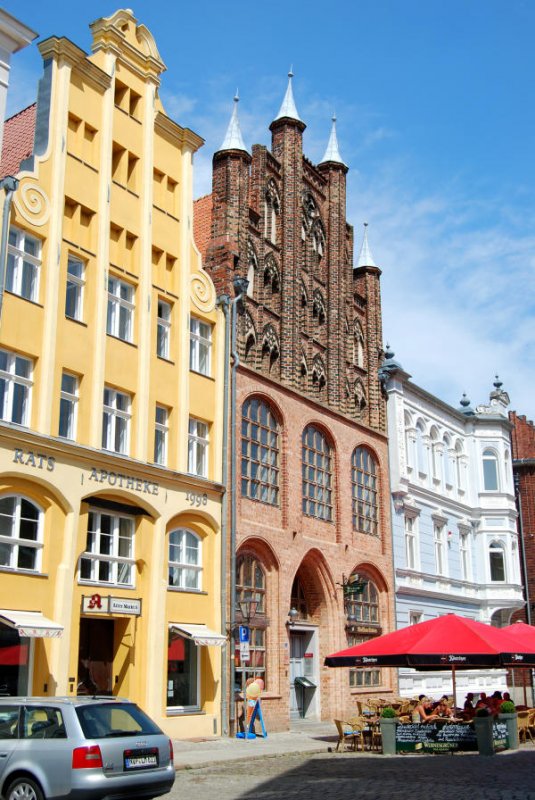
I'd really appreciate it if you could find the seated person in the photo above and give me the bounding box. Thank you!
[488,691,503,716]
[434,697,454,719]
[414,697,440,723]
[463,692,475,719]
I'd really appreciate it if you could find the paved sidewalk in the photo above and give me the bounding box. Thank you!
[171,720,535,771]
[172,721,339,770]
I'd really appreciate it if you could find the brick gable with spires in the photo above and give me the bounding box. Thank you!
[194,100,386,434]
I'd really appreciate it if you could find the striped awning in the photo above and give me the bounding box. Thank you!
[0,609,64,638]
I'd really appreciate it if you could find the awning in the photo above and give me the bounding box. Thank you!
[0,610,64,638]
[169,623,227,647]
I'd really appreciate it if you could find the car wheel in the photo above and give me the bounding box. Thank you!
[6,777,44,800]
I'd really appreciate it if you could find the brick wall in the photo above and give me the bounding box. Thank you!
[510,411,535,626]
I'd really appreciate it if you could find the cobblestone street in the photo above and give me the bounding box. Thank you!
[170,750,535,800]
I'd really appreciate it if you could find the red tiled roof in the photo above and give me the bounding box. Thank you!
[1,104,36,179]
[193,193,213,263]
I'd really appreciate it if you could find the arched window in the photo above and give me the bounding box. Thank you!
[168,528,202,590]
[351,447,378,535]
[416,420,427,477]
[241,398,280,505]
[443,434,452,487]
[246,240,258,298]
[482,448,499,491]
[236,554,267,685]
[302,426,332,521]
[290,576,309,620]
[346,579,381,688]
[353,321,365,368]
[264,180,280,244]
[0,495,42,572]
[489,542,506,582]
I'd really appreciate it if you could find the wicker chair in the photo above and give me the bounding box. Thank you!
[517,710,534,744]
[334,719,363,752]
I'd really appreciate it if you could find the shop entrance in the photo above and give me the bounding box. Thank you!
[289,628,317,719]
[77,618,114,695]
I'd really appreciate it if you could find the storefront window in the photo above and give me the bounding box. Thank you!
[0,623,30,696]
[166,633,199,710]
[346,579,381,688]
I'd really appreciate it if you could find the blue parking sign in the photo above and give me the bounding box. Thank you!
[239,625,250,643]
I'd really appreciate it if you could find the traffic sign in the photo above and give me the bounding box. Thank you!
[239,641,250,662]
[239,625,250,643]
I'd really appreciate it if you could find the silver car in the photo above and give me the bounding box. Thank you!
[0,696,175,800]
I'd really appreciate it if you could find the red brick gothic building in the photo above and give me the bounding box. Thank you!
[194,76,395,731]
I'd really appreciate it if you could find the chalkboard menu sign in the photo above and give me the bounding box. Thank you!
[395,721,508,753]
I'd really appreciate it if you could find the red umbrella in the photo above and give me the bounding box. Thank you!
[501,621,535,666]
[324,614,535,707]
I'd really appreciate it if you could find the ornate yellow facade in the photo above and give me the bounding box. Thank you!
[0,9,226,738]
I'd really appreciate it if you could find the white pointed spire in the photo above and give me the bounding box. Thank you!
[320,114,346,166]
[220,92,248,153]
[356,223,377,268]
[274,68,302,123]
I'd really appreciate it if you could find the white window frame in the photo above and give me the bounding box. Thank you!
[79,509,135,587]
[168,528,202,590]
[434,523,446,576]
[489,541,506,583]
[409,610,423,626]
[405,514,418,570]
[107,276,134,342]
[0,495,43,573]
[154,404,168,466]
[482,448,499,492]
[7,226,41,302]
[58,372,78,439]
[188,418,208,477]
[460,531,471,581]
[65,255,85,321]
[156,299,171,359]
[189,317,212,376]
[0,349,33,426]
[102,387,131,454]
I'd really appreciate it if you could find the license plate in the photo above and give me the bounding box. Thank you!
[124,749,159,770]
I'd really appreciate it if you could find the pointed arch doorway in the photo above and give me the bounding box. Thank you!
[288,575,319,720]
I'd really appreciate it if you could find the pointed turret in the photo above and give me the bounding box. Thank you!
[356,223,377,268]
[219,92,248,153]
[273,69,302,123]
[319,114,346,167]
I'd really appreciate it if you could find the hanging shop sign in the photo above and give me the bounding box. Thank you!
[81,594,142,616]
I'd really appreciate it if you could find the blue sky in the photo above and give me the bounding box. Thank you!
[6,0,535,418]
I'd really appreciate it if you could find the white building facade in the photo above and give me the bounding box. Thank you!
[381,349,523,699]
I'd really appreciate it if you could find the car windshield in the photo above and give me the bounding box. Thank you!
[75,703,162,739]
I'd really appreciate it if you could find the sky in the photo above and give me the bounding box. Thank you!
[5,0,535,419]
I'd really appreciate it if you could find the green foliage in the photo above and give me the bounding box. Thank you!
[381,706,397,718]
[499,700,516,713]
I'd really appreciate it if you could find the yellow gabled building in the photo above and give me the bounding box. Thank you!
[0,9,227,738]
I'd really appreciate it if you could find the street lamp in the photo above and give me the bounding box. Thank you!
[238,598,258,624]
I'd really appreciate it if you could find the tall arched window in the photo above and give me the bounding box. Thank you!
[346,578,381,688]
[482,449,499,491]
[241,398,280,505]
[416,420,427,477]
[302,425,332,521]
[0,495,42,571]
[236,554,267,685]
[168,528,202,590]
[351,447,378,535]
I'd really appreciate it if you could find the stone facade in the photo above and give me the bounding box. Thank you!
[383,356,523,700]
[194,86,395,732]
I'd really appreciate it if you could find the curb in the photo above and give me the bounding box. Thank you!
[174,745,331,772]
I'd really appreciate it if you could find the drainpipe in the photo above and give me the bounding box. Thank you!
[217,275,248,737]
[0,176,19,323]
[216,293,231,736]
[228,274,248,735]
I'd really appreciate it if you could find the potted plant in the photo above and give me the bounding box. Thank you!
[498,700,518,750]
[379,706,398,755]
[473,707,495,756]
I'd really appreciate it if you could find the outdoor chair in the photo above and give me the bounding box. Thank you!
[517,710,534,744]
[334,719,360,752]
